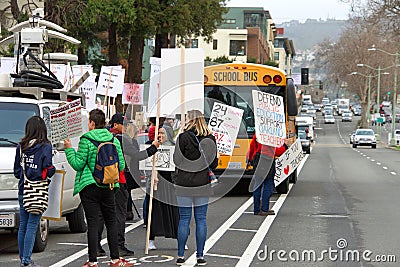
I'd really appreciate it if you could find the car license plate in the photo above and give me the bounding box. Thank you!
[228,162,242,169]
[0,213,15,227]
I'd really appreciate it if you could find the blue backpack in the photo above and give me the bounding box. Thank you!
[84,137,120,190]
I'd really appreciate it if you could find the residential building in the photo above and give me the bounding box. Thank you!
[274,28,296,76]
[188,7,276,64]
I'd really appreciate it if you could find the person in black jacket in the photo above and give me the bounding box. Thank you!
[173,110,218,266]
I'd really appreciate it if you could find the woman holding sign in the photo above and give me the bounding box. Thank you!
[173,110,218,266]
[247,134,288,216]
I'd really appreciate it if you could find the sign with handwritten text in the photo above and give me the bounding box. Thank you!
[252,90,286,147]
[122,83,144,105]
[208,102,243,155]
[139,145,175,171]
[96,66,125,97]
[274,138,304,186]
[50,99,83,144]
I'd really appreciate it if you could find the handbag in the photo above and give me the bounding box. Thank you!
[190,132,219,187]
[20,148,49,214]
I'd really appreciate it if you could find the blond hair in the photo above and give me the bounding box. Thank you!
[183,109,212,136]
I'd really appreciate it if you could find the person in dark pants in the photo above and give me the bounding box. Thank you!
[64,109,133,267]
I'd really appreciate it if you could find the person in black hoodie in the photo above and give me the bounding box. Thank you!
[173,110,218,266]
[14,116,55,267]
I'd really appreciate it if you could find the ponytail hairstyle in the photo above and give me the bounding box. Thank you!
[20,116,50,151]
[183,109,212,137]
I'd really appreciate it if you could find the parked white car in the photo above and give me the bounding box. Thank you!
[0,87,87,252]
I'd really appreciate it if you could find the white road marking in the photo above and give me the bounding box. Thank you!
[235,185,293,267]
[56,243,87,246]
[377,162,382,165]
[205,253,241,259]
[49,220,143,267]
[383,166,388,170]
[183,198,254,266]
[371,159,375,162]
[228,228,258,233]
[391,172,397,175]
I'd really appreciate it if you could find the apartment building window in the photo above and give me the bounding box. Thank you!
[230,40,246,56]
[274,52,279,61]
[213,40,218,50]
[244,13,261,27]
[185,39,198,48]
[224,19,236,24]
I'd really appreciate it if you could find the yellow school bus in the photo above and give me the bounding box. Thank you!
[204,63,298,193]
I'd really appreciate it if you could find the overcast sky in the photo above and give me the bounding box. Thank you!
[226,0,353,23]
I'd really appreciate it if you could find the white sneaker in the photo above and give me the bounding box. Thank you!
[184,244,188,250]
[148,240,157,250]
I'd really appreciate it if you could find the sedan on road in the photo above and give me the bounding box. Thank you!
[324,114,335,124]
[352,128,376,148]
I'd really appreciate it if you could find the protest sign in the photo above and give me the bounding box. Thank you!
[274,138,304,186]
[158,48,204,116]
[208,102,243,155]
[50,99,83,144]
[50,64,70,87]
[123,83,144,105]
[42,170,65,221]
[0,57,17,74]
[252,90,286,147]
[139,145,175,171]
[96,66,125,97]
[147,57,161,117]
[81,81,97,111]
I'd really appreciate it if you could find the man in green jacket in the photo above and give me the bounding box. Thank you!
[64,109,133,267]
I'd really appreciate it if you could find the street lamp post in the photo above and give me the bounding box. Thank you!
[368,47,399,146]
[350,71,389,127]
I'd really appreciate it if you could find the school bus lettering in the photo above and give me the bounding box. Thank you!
[213,71,241,82]
[244,71,258,81]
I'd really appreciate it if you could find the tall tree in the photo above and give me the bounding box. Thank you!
[83,0,137,65]
[153,0,227,57]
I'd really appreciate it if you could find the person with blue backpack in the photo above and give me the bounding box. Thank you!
[63,109,133,267]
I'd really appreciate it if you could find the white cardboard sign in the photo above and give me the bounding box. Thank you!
[139,145,175,171]
[42,170,65,221]
[147,57,161,117]
[252,90,286,147]
[274,138,304,186]
[208,102,243,155]
[0,57,17,74]
[50,99,83,144]
[96,66,125,97]
[159,48,204,116]
[81,81,97,111]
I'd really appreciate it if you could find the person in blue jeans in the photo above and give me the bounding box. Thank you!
[173,110,218,266]
[247,134,288,215]
[14,116,55,267]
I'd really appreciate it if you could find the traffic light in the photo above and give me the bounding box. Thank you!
[319,80,323,90]
[301,68,309,85]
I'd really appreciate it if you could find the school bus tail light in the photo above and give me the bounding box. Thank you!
[273,75,283,84]
[263,75,272,84]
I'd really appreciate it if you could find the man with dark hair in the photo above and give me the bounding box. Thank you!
[64,109,133,267]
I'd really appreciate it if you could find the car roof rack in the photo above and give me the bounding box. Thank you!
[0,87,83,102]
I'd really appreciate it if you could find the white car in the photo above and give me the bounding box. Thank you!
[352,129,376,148]
[324,114,335,124]
[0,87,87,252]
